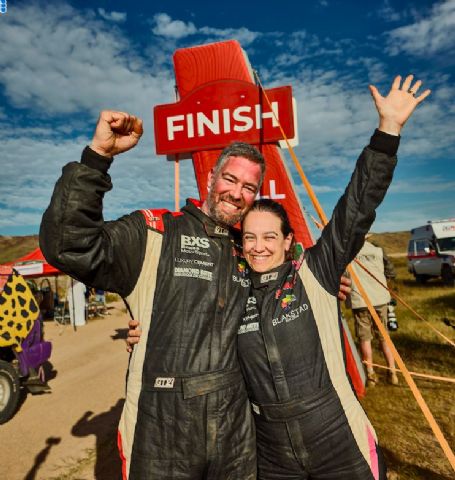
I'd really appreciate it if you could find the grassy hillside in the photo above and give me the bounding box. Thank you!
[343,255,454,479]
[0,235,39,263]
[367,230,411,256]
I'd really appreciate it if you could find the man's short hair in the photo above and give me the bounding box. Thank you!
[214,142,266,187]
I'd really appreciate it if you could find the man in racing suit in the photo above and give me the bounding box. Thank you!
[39,112,265,479]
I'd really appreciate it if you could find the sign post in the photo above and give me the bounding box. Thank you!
[154,40,314,247]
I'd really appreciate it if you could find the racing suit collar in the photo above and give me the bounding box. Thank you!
[249,261,293,289]
[183,198,238,239]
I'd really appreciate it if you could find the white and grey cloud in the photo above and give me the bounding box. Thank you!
[152,13,197,39]
[98,8,127,23]
[0,3,174,115]
[386,0,455,56]
[151,12,260,45]
[0,2,453,235]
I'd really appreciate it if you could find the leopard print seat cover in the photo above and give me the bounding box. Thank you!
[0,270,40,352]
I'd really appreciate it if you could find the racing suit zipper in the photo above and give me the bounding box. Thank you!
[259,280,310,470]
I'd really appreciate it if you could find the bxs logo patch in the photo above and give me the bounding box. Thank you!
[181,235,210,249]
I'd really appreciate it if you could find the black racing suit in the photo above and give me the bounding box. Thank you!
[237,130,399,479]
[40,147,256,479]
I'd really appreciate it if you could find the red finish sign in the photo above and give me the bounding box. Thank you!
[154,80,294,155]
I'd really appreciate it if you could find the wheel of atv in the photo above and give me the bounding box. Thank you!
[441,265,454,287]
[0,360,21,424]
[415,274,428,284]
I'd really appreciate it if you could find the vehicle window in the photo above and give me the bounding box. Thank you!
[407,240,416,255]
[437,236,455,252]
[416,240,428,255]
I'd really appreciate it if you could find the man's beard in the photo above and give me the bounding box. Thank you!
[207,190,245,227]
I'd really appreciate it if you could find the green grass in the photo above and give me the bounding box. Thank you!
[344,256,455,479]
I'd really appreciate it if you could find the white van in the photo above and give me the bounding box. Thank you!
[407,219,455,286]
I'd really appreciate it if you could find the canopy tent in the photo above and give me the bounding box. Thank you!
[0,248,64,319]
[0,247,61,278]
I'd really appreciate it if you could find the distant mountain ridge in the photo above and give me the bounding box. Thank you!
[0,235,39,264]
[0,231,411,265]
[366,231,411,256]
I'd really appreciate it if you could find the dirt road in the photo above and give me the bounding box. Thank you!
[0,303,130,480]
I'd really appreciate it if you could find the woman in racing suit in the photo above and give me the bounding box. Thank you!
[236,74,430,479]
[126,75,429,478]
[238,190,387,479]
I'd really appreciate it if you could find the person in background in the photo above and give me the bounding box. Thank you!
[94,288,105,305]
[349,235,399,386]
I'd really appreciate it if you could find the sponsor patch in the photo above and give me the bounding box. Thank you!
[232,274,250,288]
[174,257,214,268]
[272,304,309,326]
[237,259,248,278]
[174,267,213,281]
[260,272,278,283]
[215,226,229,236]
[238,322,259,334]
[281,294,296,311]
[154,377,175,388]
[246,296,257,306]
[181,234,210,249]
[180,235,211,257]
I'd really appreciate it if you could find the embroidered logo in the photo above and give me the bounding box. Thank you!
[237,259,248,277]
[181,235,210,249]
[281,294,296,311]
[214,225,229,236]
[246,296,257,306]
[260,272,278,283]
[154,377,175,388]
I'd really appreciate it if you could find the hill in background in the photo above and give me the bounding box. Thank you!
[0,230,411,265]
[363,231,410,256]
[0,235,39,264]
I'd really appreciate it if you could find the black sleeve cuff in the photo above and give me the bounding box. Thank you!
[81,146,113,174]
[369,129,400,156]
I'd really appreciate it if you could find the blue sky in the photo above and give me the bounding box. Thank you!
[0,0,454,236]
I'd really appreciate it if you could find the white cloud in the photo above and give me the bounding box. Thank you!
[376,0,403,22]
[373,197,453,233]
[389,176,455,194]
[298,183,341,194]
[386,0,455,56]
[0,3,198,233]
[152,13,197,39]
[151,13,260,45]
[0,133,198,232]
[264,63,454,181]
[97,8,127,23]
[0,2,453,235]
[198,26,260,46]
[0,3,174,115]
